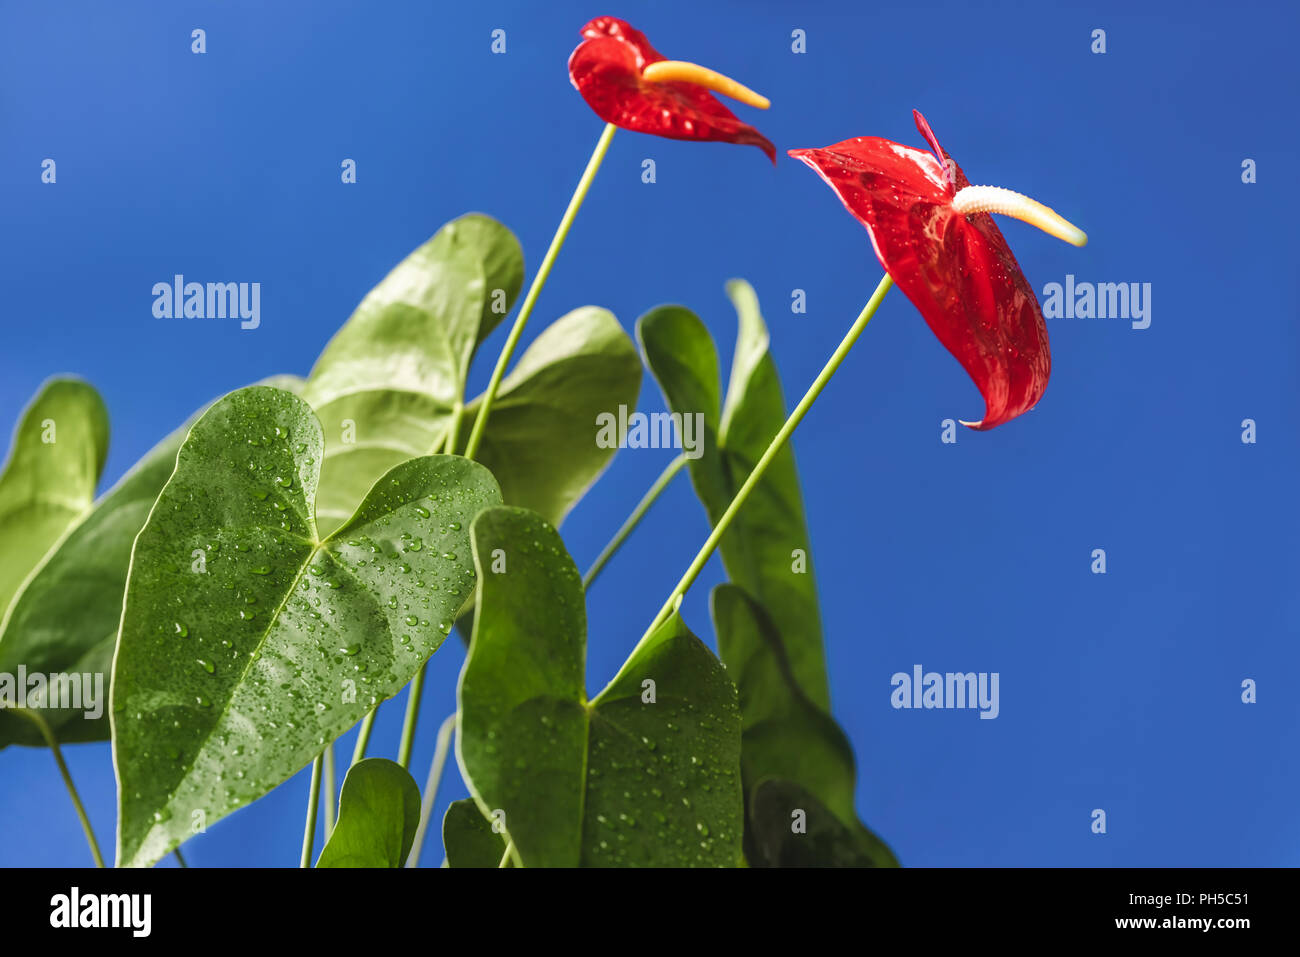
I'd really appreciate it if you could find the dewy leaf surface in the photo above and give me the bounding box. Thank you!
[457,506,743,867]
[713,584,897,866]
[638,281,829,710]
[316,758,421,868]
[302,214,638,534]
[112,385,500,867]
[0,377,301,749]
[442,797,506,868]
[0,378,109,620]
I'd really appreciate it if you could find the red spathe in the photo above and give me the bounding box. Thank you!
[569,17,776,162]
[791,111,1050,430]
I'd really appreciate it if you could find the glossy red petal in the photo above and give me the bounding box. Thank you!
[568,17,776,162]
[790,121,1049,429]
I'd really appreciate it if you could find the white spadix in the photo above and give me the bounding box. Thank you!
[952,185,1087,247]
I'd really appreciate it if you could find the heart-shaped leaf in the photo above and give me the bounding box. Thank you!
[112,385,501,867]
[0,377,301,750]
[0,378,109,620]
[457,506,743,867]
[442,797,506,868]
[638,281,829,710]
[302,214,639,535]
[316,758,421,868]
[713,584,897,866]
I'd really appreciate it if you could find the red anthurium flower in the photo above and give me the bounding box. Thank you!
[790,111,1086,429]
[568,16,776,162]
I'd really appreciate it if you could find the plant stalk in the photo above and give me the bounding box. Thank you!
[407,712,457,867]
[634,274,895,652]
[463,122,618,460]
[13,708,104,867]
[498,839,516,868]
[300,752,324,867]
[583,453,687,590]
[394,123,619,861]
[396,666,427,769]
[322,743,337,837]
[351,708,378,766]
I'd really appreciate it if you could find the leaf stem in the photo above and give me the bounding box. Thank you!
[322,743,337,837]
[174,848,188,868]
[634,274,895,650]
[351,709,377,766]
[463,122,618,460]
[583,453,687,591]
[12,708,104,867]
[445,401,464,455]
[300,752,324,868]
[396,666,427,769]
[498,838,515,868]
[407,711,456,867]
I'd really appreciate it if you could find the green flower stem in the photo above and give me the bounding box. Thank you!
[583,453,687,591]
[13,708,103,867]
[634,273,895,652]
[398,122,618,863]
[407,711,457,867]
[351,708,378,766]
[174,849,188,868]
[322,743,337,836]
[463,122,618,460]
[299,752,324,867]
[396,666,427,769]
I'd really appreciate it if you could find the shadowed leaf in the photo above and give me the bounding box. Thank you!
[316,758,421,868]
[749,778,890,867]
[442,797,505,868]
[713,584,897,867]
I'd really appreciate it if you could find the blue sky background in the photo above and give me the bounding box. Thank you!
[2,0,1296,867]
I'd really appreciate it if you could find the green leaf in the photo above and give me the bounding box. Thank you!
[112,385,501,867]
[442,798,506,868]
[712,584,897,867]
[316,758,421,868]
[453,307,641,526]
[0,376,302,750]
[638,281,828,709]
[0,424,178,749]
[749,778,891,867]
[302,214,639,535]
[457,506,743,867]
[0,378,109,620]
